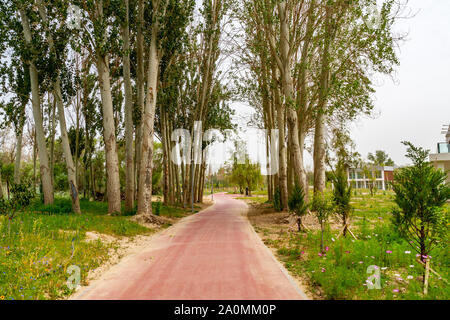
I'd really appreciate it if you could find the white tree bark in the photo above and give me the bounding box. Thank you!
[314,3,332,195]
[36,0,81,214]
[122,0,134,212]
[14,126,23,184]
[278,2,308,199]
[137,26,160,219]
[96,55,122,214]
[19,8,54,204]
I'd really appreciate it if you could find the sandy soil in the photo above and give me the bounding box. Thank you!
[238,197,327,300]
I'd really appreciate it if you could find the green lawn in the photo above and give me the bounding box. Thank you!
[255,189,450,300]
[0,197,193,300]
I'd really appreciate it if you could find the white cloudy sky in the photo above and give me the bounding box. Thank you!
[229,0,450,170]
[349,0,450,166]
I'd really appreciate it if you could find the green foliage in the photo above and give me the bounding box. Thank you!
[10,182,35,208]
[30,198,73,215]
[312,192,334,227]
[288,184,308,231]
[391,142,450,262]
[0,197,152,300]
[269,190,450,300]
[368,150,395,167]
[230,156,262,196]
[332,165,352,235]
[154,201,162,216]
[276,226,449,300]
[273,187,283,212]
[0,181,36,219]
[312,192,334,253]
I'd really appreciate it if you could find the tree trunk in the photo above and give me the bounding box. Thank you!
[55,80,82,214]
[96,55,122,214]
[32,127,37,189]
[272,68,288,210]
[162,110,169,205]
[49,94,56,186]
[278,2,308,201]
[137,26,160,220]
[313,3,331,195]
[135,0,145,202]
[19,8,54,204]
[36,0,81,213]
[0,170,3,199]
[14,124,24,184]
[122,0,135,212]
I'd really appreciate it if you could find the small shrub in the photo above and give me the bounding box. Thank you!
[288,184,308,232]
[154,201,162,216]
[331,165,352,237]
[391,142,450,270]
[273,187,283,212]
[312,192,334,253]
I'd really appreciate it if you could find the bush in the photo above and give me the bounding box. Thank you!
[11,182,35,207]
[331,165,352,237]
[288,184,308,231]
[31,198,73,215]
[0,181,36,218]
[273,187,283,212]
[154,201,162,216]
[391,142,450,268]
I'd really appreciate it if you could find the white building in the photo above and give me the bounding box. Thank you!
[430,125,450,184]
[347,166,394,191]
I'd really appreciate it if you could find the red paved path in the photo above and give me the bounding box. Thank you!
[72,193,307,300]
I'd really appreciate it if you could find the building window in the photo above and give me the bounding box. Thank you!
[375,170,382,179]
[357,171,364,179]
[349,170,356,179]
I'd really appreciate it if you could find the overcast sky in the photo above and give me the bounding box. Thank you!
[348,0,450,166]
[230,0,450,170]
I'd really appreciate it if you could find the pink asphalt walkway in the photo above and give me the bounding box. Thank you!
[72,193,307,300]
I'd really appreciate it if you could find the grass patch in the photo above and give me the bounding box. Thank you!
[259,190,450,300]
[0,197,157,300]
[235,196,269,204]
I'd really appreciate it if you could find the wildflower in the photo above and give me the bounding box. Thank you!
[416,254,421,258]
[409,265,414,268]
[318,253,322,257]
[394,273,401,277]
[404,251,411,254]
[301,251,305,255]
[321,268,326,273]
[393,289,399,293]
[374,266,379,269]
[325,246,329,252]
[381,267,387,270]
[359,261,363,264]
[406,276,413,280]
[386,250,392,254]
[345,250,350,254]
[331,238,335,242]
[0,296,4,300]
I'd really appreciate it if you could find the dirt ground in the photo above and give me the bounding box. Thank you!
[240,197,339,300]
